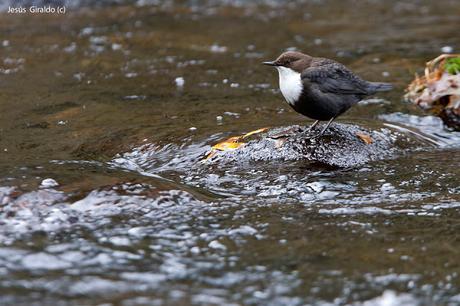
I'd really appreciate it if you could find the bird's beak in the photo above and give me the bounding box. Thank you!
[262,61,277,66]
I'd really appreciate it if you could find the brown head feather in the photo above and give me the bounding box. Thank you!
[274,51,313,73]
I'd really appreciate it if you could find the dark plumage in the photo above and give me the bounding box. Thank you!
[263,51,392,137]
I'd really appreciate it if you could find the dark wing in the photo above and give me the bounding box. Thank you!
[301,62,370,95]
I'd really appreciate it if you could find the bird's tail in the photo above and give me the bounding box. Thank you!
[367,82,393,93]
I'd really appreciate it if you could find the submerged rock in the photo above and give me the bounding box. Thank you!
[204,123,402,168]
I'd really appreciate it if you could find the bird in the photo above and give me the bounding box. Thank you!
[263,51,392,138]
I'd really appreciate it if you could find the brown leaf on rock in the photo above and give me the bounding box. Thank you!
[356,132,373,144]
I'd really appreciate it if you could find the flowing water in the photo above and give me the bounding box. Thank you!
[0,0,460,305]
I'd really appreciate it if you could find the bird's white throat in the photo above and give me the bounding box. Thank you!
[276,66,302,105]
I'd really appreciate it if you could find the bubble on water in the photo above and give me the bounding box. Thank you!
[210,44,227,53]
[360,290,417,306]
[112,43,122,51]
[164,56,175,64]
[108,236,131,246]
[190,246,200,254]
[89,36,107,44]
[123,95,146,100]
[3,58,24,65]
[63,42,76,53]
[223,111,240,118]
[208,240,227,250]
[121,272,167,284]
[175,77,185,87]
[177,59,205,68]
[319,207,394,215]
[366,273,418,286]
[58,250,86,263]
[73,72,85,81]
[0,57,24,75]
[380,183,395,192]
[245,52,264,59]
[136,0,162,7]
[358,98,390,105]
[192,294,229,305]
[400,255,411,261]
[40,178,59,188]
[441,45,453,53]
[79,27,94,36]
[313,38,323,45]
[69,276,127,296]
[228,225,257,236]
[160,256,188,279]
[90,44,105,53]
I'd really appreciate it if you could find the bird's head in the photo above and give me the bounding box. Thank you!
[263,51,312,73]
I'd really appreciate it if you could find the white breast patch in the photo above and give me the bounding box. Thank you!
[276,66,302,106]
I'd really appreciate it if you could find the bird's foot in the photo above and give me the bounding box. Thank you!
[301,126,328,139]
[302,118,335,140]
[268,126,303,139]
[300,127,319,138]
[301,127,314,134]
[303,132,323,140]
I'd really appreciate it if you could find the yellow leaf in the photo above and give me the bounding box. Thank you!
[242,127,269,139]
[203,127,269,161]
[356,132,373,144]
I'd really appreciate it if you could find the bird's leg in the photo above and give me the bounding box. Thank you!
[304,120,320,133]
[306,117,336,139]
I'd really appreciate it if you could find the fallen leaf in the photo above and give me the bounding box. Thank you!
[203,127,269,161]
[356,132,373,144]
[212,137,246,151]
[241,127,269,139]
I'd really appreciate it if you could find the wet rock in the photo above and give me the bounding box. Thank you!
[205,123,400,168]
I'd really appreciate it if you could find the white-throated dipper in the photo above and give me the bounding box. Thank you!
[263,51,392,137]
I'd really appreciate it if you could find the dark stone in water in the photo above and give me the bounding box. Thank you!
[206,123,400,168]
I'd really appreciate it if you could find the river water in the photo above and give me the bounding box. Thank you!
[0,0,459,305]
